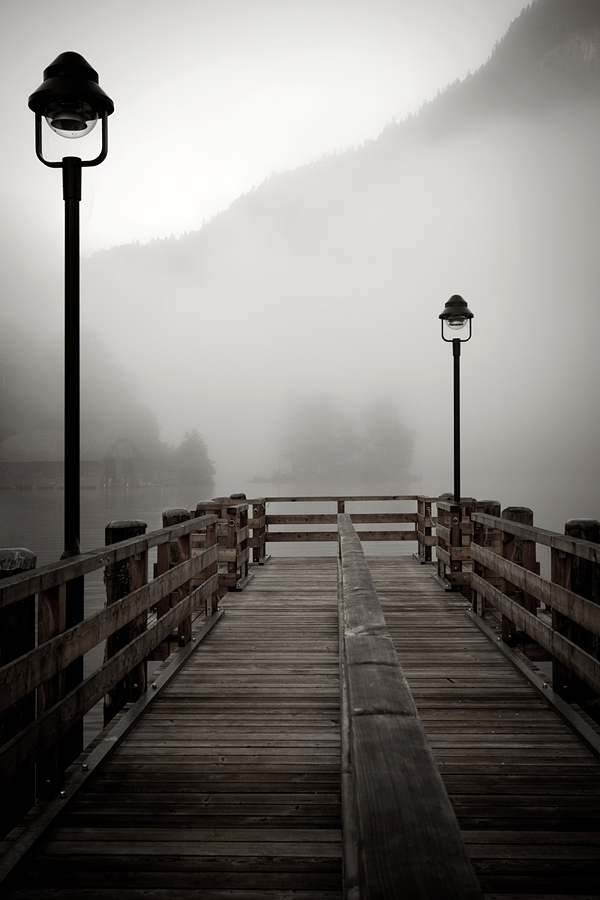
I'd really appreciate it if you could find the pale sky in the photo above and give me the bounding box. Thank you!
[1,0,531,253]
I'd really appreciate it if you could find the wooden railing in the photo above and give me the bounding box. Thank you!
[0,512,219,838]
[246,494,439,557]
[470,512,600,702]
[435,499,501,595]
[3,489,600,856]
[337,514,482,899]
[194,499,252,592]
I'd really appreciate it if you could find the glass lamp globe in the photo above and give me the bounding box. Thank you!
[45,100,98,139]
[446,316,468,330]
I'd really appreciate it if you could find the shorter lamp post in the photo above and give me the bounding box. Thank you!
[439,295,474,506]
[28,52,114,558]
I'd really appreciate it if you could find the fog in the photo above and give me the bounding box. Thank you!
[2,0,600,535]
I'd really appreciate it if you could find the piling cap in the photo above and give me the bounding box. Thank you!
[0,548,36,574]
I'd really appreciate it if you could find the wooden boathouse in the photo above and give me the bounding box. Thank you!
[1,494,600,898]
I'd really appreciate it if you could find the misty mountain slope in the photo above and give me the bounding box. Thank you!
[83,0,600,523]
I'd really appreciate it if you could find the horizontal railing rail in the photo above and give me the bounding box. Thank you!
[0,515,218,610]
[470,511,600,700]
[472,512,600,563]
[245,495,440,557]
[337,513,482,899]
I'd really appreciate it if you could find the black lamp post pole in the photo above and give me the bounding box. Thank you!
[29,53,114,774]
[453,337,461,505]
[29,54,113,556]
[439,294,474,509]
[63,157,82,557]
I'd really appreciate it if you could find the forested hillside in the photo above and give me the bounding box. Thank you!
[5,0,598,510]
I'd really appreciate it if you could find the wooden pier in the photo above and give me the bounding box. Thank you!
[1,495,600,897]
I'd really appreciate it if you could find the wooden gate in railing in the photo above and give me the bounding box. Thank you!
[0,513,219,838]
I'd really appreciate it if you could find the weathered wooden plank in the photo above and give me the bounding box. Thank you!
[471,572,600,692]
[6,550,600,899]
[0,545,219,713]
[369,554,600,900]
[268,532,339,542]
[1,557,342,897]
[338,517,482,899]
[472,542,600,634]
[266,513,417,525]
[257,494,420,503]
[0,515,219,609]
[355,530,417,542]
[0,574,219,784]
[472,512,600,564]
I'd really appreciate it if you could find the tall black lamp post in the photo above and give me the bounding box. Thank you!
[29,52,114,558]
[439,294,474,506]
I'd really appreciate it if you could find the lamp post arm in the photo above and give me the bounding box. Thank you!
[34,112,109,169]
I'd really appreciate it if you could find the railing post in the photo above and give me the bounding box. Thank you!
[435,494,473,593]
[251,499,267,564]
[36,581,67,799]
[471,502,501,615]
[501,507,536,644]
[196,499,250,597]
[157,509,192,647]
[416,496,434,563]
[0,549,36,836]
[435,497,449,585]
[204,517,219,615]
[103,520,148,725]
[552,518,600,699]
[224,503,249,593]
[449,501,463,591]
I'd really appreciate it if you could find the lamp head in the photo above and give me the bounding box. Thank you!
[29,52,114,139]
[439,294,474,342]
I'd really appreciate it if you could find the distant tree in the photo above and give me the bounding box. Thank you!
[277,394,413,484]
[356,399,415,481]
[172,429,215,485]
[278,394,359,479]
[0,322,166,460]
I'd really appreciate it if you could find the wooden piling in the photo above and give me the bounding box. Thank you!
[0,548,36,837]
[36,581,67,799]
[416,496,434,563]
[501,507,537,643]
[103,520,148,725]
[471,501,501,615]
[157,508,192,647]
[251,499,267,564]
[552,518,600,699]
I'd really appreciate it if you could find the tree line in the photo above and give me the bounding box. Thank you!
[0,322,215,486]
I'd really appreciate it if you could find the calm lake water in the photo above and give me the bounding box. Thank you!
[0,481,418,568]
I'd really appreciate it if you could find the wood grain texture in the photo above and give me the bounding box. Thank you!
[4,553,600,899]
[3,558,343,898]
[370,555,600,899]
[338,517,482,899]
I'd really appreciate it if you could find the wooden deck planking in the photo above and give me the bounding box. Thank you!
[369,556,600,899]
[5,554,600,898]
[5,557,343,899]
